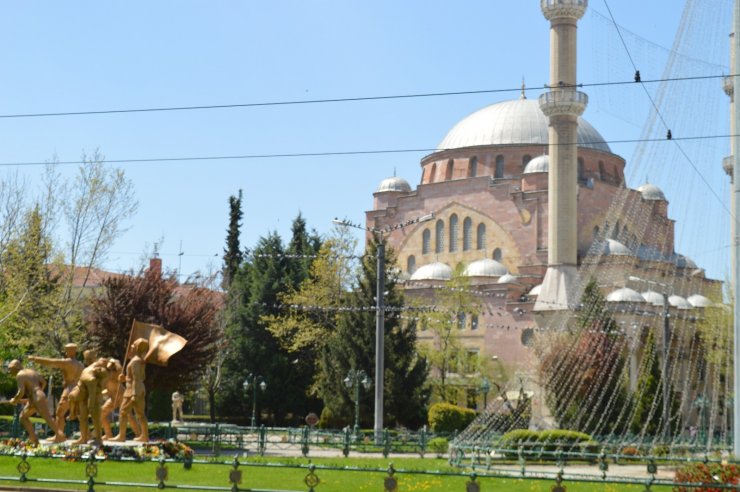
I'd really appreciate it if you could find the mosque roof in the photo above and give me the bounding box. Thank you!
[464,258,508,277]
[523,155,549,174]
[376,176,412,193]
[668,295,692,309]
[606,287,645,303]
[497,273,518,284]
[637,183,666,201]
[410,262,452,281]
[642,290,665,306]
[595,239,633,256]
[437,98,611,153]
[687,294,713,307]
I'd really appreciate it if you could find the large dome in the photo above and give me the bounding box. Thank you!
[437,98,611,153]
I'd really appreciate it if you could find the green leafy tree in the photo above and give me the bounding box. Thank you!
[630,331,662,435]
[317,237,429,428]
[417,266,482,404]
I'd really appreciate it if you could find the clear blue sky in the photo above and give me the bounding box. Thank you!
[0,1,731,282]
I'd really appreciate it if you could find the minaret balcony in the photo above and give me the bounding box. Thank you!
[541,0,587,21]
[724,155,734,177]
[724,75,734,97]
[539,90,588,117]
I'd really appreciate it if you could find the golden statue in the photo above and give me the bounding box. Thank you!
[101,358,140,440]
[28,343,84,439]
[8,360,66,444]
[72,357,118,445]
[113,338,149,442]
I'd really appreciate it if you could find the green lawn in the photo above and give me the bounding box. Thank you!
[0,455,675,491]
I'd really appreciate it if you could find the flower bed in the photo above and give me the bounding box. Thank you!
[0,438,193,462]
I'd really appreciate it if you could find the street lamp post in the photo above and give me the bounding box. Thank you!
[332,212,433,442]
[480,378,491,410]
[344,369,372,436]
[243,374,267,428]
[694,394,709,444]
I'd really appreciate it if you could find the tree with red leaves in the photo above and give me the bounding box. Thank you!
[86,267,223,398]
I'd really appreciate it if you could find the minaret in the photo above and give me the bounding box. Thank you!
[534,0,589,312]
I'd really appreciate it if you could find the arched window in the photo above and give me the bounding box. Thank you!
[449,214,458,252]
[445,159,454,180]
[476,223,486,250]
[457,312,466,330]
[598,161,605,180]
[593,225,600,241]
[622,225,628,239]
[522,155,532,171]
[422,229,431,254]
[471,315,479,330]
[613,221,620,239]
[578,157,585,181]
[435,220,444,253]
[469,157,478,177]
[495,155,505,179]
[493,248,502,261]
[463,217,473,251]
[613,165,621,185]
[430,163,437,183]
[407,255,416,274]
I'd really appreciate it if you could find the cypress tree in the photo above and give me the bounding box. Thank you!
[222,190,243,289]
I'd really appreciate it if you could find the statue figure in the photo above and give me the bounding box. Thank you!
[113,338,149,442]
[101,358,140,440]
[8,359,66,444]
[72,357,117,445]
[171,391,184,423]
[28,343,84,438]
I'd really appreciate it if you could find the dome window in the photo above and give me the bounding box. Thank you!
[422,229,431,254]
[449,214,459,252]
[598,161,605,180]
[429,163,437,183]
[495,155,505,179]
[577,158,585,182]
[435,220,445,253]
[407,255,416,274]
[493,248,502,261]
[463,217,473,251]
[592,225,600,241]
[476,223,487,250]
[445,159,454,180]
[469,157,478,177]
[522,154,532,171]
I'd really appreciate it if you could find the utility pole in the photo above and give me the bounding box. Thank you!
[733,0,740,457]
[662,293,671,442]
[374,239,385,443]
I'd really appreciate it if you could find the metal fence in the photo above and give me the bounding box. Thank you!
[2,452,740,491]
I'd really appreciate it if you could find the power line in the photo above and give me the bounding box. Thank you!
[0,74,733,120]
[3,133,738,168]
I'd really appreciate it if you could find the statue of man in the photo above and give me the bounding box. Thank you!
[171,391,184,423]
[72,357,117,445]
[113,338,149,442]
[28,343,84,438]
[8,359,66,444]
[100,358,140,440]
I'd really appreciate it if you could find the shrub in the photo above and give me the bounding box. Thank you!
[318,407,344,429]
[428,437,449,457]
[427,403,476,433]
[620,446,640,457]
[674,462,740,492]
[497,429,594,458]
[0,403,14,416]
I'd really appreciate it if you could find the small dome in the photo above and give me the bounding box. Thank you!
[687,294,713,307]
[464,259,508,277]
[523,155,549,174]
[642,290,665,306]
[497,273,518,284]
[668,295,692,309]
[410,262,452,281]
[672,254,697,269]
[637,183,666,201]
[376,176,412,193]
[595,239,633,256]
[529,284,543,296]
[606,287,645,303]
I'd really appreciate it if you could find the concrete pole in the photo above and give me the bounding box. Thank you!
[374,240,385,442]
[732,0,740,457]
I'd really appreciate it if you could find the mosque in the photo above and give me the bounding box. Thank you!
[365,0,722,404]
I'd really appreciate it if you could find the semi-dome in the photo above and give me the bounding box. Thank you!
[637,183,666,201]
[464,258,508,277]
[668,295,692,309]
[497,273,518,284]
[642,290,665,306]
[523,155,549,174]
[410,262,452,281]
[606,287,645,303]
[437,98,611,153]
[529,284,543,296]
[377,176,412,193]
[687,294,713,307]
[595,239,633,256]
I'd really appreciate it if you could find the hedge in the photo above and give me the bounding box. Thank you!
[428,403,476,433]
